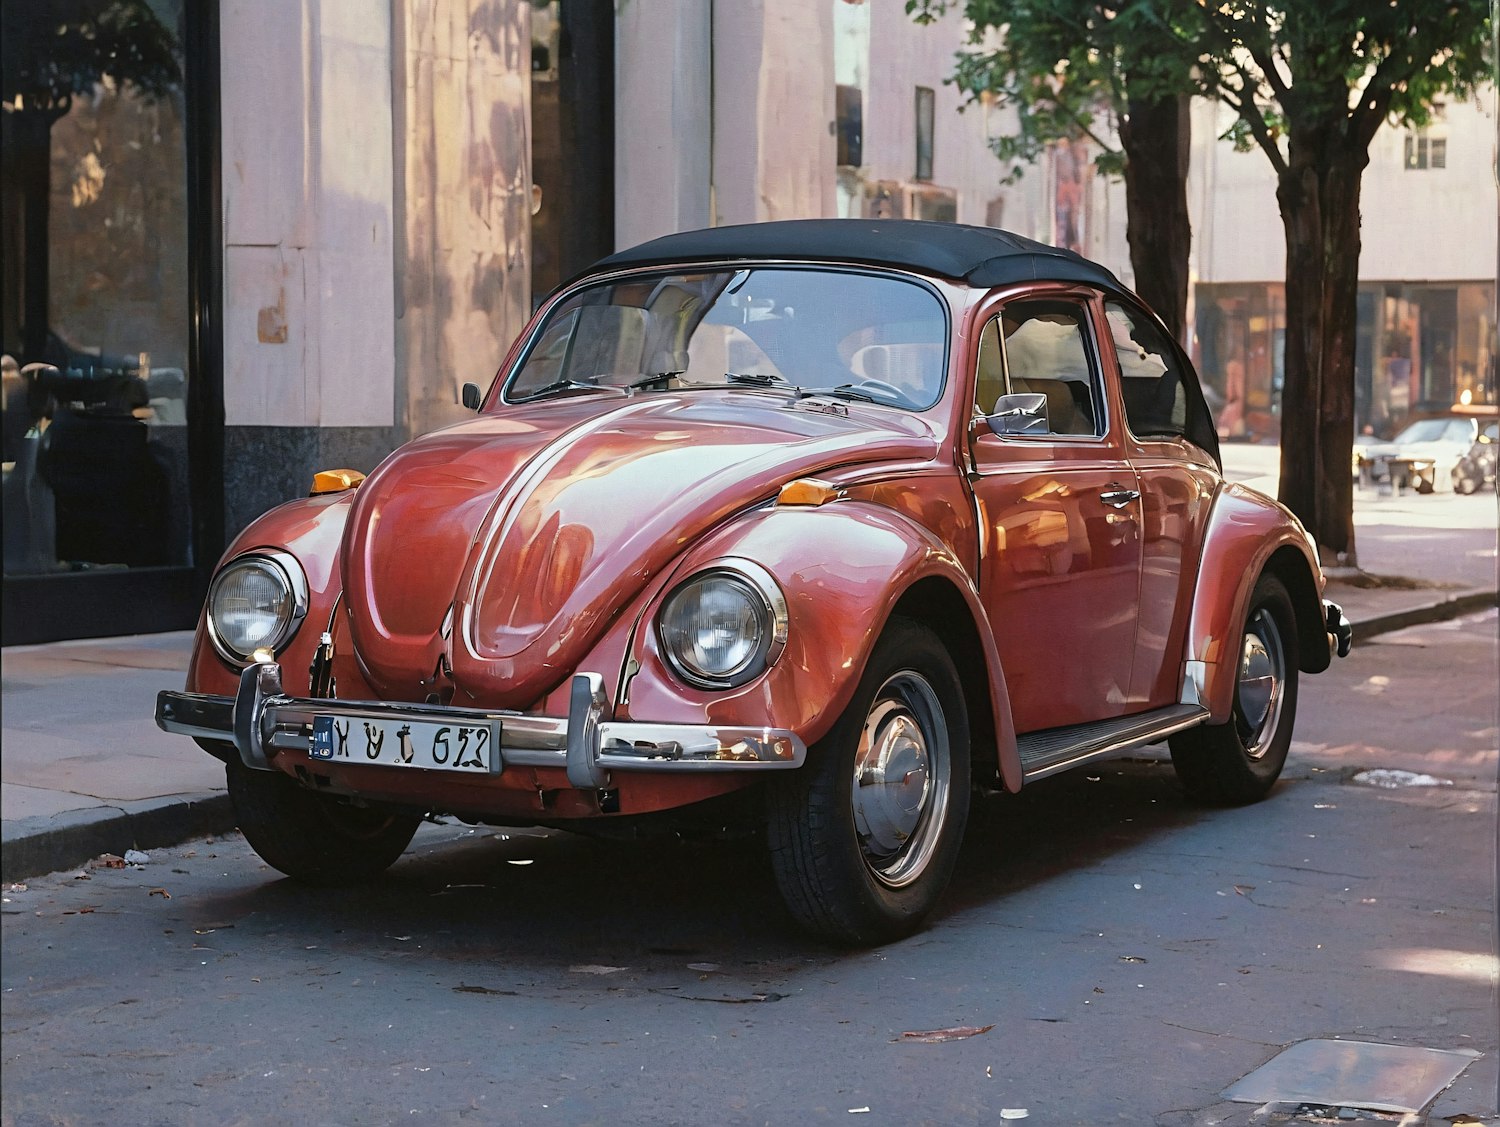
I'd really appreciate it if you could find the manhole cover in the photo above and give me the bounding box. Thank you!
[1223,1038,1482,1114]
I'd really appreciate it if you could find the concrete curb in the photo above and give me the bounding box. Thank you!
[2,792,234,884]
[1351,589,1499,643]
[2,591,1495,883]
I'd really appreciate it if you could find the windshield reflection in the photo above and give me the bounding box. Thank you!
[506,268,949,410]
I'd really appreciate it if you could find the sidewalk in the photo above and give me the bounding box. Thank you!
[3,452,1496,882]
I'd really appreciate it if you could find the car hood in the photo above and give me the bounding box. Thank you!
[341,392,938,705]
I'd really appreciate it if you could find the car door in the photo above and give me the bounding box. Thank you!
[967,293,1144,734]
[1100,297,1220,710]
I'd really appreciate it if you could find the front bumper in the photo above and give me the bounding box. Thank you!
[156,662,806,789]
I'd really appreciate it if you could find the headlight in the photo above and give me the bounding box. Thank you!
[658,563,788,689]
[207,551,309,664]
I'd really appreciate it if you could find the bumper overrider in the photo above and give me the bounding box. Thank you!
[1325,599,1353,658]
[156,661,806,789]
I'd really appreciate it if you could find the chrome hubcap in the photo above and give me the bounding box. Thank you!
[851,671,950,888]
[1236,609,1285,758]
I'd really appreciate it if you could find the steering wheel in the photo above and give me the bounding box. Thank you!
[854,379,908,403]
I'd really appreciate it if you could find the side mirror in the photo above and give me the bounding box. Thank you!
[461,382,483,410]
[984,392,1049,436]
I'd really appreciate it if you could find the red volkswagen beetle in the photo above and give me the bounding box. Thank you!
[158,220,1350,945]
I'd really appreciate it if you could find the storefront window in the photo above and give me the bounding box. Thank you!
[2,0,191,576]
[1193,283,1285,443]
[1195,280,1494,441]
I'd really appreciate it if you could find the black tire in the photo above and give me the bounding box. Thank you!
[1453,466,1479,495]
[766,617,970,946]
[1170,575,1299,806]
[227,761,421,885]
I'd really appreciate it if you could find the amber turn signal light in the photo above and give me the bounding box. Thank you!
[310,468,367,495]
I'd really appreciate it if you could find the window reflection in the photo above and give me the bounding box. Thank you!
[2,0,190,575]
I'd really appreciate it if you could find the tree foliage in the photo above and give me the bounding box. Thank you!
[908,1,1206,180]
[2,0,180,121]
[907,0,1207,340]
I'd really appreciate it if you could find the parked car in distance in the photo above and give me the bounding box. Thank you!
[1452,419,1498,494]
[1355,414,1480,493]
[157,219,1350,945]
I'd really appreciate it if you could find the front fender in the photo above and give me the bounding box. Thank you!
[618,500,1021,790]
[1182,483,1325,723]
[184,493,361,699]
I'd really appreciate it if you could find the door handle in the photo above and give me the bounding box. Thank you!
[1100,487,1140,508]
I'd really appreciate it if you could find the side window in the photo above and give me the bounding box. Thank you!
[989,300,1102,437]
[1106,300,1188,439]
[974,316,1007,415]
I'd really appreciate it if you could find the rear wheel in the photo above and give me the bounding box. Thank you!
[1453,464,1480,494]
[1170,575,1299,805]
[767,617,970,946]
[227,761,421,884]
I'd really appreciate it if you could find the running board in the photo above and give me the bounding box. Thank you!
[1017,704,1209,783]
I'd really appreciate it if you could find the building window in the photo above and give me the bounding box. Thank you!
[1404,102,1447,170]
[914,86,934,181]
[836,84,862,168]
[1404,132,1447,170]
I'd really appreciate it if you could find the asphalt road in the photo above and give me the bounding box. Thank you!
[3,612,1496,1126]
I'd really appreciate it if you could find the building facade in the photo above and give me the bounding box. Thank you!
[1185,91,1497,441]
[4,0,1492,643]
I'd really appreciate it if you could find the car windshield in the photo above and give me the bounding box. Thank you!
[506,267,948,409]
[1393,417,1473,444]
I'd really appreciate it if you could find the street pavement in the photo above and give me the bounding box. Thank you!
[2,443,1496,883]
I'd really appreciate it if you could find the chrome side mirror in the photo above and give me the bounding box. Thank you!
[461,382,483,411]
[985,392,1049,436]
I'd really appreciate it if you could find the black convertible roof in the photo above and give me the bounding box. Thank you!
[584,219,1123,290]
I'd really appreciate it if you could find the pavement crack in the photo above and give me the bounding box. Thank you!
[1158,1020,1280,1047]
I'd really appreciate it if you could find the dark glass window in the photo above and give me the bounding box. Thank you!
[1,0,191,577]
[1107,299,1189,439]
[836,84,863,168]
[915,86,934,181]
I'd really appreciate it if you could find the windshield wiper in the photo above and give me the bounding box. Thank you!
[623,371,684,391]
[726,371,792,388]
[799,383,878,403]
[520,377,623,400]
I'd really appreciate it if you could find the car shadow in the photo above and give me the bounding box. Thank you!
[180,754,1239,978]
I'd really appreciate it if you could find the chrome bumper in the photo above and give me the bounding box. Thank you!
[156,662,806,787]
[1325,599,1353,658]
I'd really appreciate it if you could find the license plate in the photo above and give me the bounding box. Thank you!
[309,714,500,774]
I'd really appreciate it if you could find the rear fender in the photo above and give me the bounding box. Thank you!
[617,501,1022,791]
[1182,484,1327,722]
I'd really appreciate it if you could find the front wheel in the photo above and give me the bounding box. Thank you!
[227,761,421,885]
[766,617,970,946]
[1170,575,1299,805]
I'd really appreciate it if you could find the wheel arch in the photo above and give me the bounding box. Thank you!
[1183,484,1329,722]
[1263,544,1332,675]
[890,576,1019,792]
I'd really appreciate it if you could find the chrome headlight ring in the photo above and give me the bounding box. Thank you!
[206,550,310,666]
[657,561,789,690]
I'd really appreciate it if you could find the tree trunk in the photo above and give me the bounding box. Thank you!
[1275,125,1364,567]
[1119,93,1192,343]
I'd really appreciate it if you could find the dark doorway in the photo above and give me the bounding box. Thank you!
[530,1,615,306]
